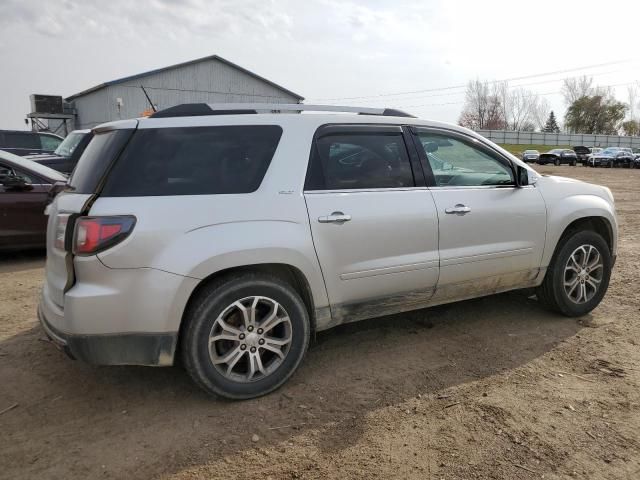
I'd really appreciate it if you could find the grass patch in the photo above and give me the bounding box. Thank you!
[498,144,571,156]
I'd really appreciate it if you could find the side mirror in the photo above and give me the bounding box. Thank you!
[516,165,529,187]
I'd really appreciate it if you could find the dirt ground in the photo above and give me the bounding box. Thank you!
[1,165,639,480]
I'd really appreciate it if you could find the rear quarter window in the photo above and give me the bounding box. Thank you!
[101,125,283,197]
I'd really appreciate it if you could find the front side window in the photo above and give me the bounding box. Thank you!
[102,125,282,196]
[54,132,86,157]
[0,163,37,185]
[306,133,414,190]
[415,132,514,187]
[39,134,62,151]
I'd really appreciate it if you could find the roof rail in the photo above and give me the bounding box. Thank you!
[149,103,415,118]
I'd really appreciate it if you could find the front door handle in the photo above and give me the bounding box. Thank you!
[318,211,352,224]
[445,204,471,215]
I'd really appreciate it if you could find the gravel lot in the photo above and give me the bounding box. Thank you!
[1,165,639,480]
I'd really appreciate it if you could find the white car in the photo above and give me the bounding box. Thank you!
[39,104,617,399]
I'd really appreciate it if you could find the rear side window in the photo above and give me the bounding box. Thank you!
[69,129,134,193]
[306,133,414,190]
[101,126,282,197]
[3,132,40,149]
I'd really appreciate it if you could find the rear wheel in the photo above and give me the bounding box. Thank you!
[181,273,310,399]
[536,230,612,317]
[554,158,560,166]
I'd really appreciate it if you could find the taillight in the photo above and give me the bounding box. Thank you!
[73,216,136,256]
[54,214,70,250]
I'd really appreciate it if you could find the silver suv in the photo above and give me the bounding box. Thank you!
[39,104,617,399]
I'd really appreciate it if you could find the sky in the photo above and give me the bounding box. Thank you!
[1,0,639,130]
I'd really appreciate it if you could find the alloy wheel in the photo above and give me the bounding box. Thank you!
[563,245,604,304]
[208,296,293,382]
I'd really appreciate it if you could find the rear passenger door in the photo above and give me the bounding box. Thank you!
[304,125,440,324]
[411,127,546,302]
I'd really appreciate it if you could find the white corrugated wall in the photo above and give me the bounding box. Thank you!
[71,58,300,129]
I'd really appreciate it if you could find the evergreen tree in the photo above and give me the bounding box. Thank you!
[542,111,560,133]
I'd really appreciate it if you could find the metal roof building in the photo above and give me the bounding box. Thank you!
[65,54,304,129]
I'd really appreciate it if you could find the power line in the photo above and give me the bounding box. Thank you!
[398,81,637,109]
[307,59,632,101]
[343,68,627,105]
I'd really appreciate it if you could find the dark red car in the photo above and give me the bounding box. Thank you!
[0,149,67,250]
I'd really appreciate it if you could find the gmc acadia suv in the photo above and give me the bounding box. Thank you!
[39,104,617,399]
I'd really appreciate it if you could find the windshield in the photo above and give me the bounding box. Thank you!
[54,132,86,157]
[524,150,538,154]
[601,148,619,155]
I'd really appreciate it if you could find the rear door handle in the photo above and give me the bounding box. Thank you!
[318,211,352,224]
[445,204,471,215]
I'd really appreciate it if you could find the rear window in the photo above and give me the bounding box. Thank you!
[101,126,283,197]
[68,129,134,193]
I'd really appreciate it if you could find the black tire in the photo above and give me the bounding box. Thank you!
[554,158,560,166]
[571,160,576,166]
[181,272,311,399]
[536,230,612,317]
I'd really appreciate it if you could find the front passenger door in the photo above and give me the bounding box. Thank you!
[304,125,440,325]
[0,164,50,248]
[412,128,547,302]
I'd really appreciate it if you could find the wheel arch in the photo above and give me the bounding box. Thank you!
[544,214,615,269]
[177,263,321,356]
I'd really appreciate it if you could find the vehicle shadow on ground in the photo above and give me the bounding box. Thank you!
[0,249,46,273]
[0,291,583,479]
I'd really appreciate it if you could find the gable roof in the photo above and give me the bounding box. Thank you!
[66,54,304,101]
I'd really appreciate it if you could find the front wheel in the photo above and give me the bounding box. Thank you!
[181,273,311,399]
[536,230,612,317]
[554,158,560,166]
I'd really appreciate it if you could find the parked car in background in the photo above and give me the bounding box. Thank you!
[588,147,634,168]
[0,150,67,251]
[521,149,540,163]
[538,149,577,166]
[39,103,617,400]
[0,130,63,157]
[25,130,92,174]
[573,146,591,165]
[586,147,603,165]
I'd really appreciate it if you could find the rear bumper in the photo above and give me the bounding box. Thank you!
[38,301,177,366]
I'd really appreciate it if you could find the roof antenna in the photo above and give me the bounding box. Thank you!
[140,85,157,112]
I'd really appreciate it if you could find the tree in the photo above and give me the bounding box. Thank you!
[561,76,594,106]
[628,84,639,122]
[621,120,640,136]
[531,97,551,131]
[564,95,627,134]
[457,79,506,130]
[520,121,536,132]
[542,111,560,133]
